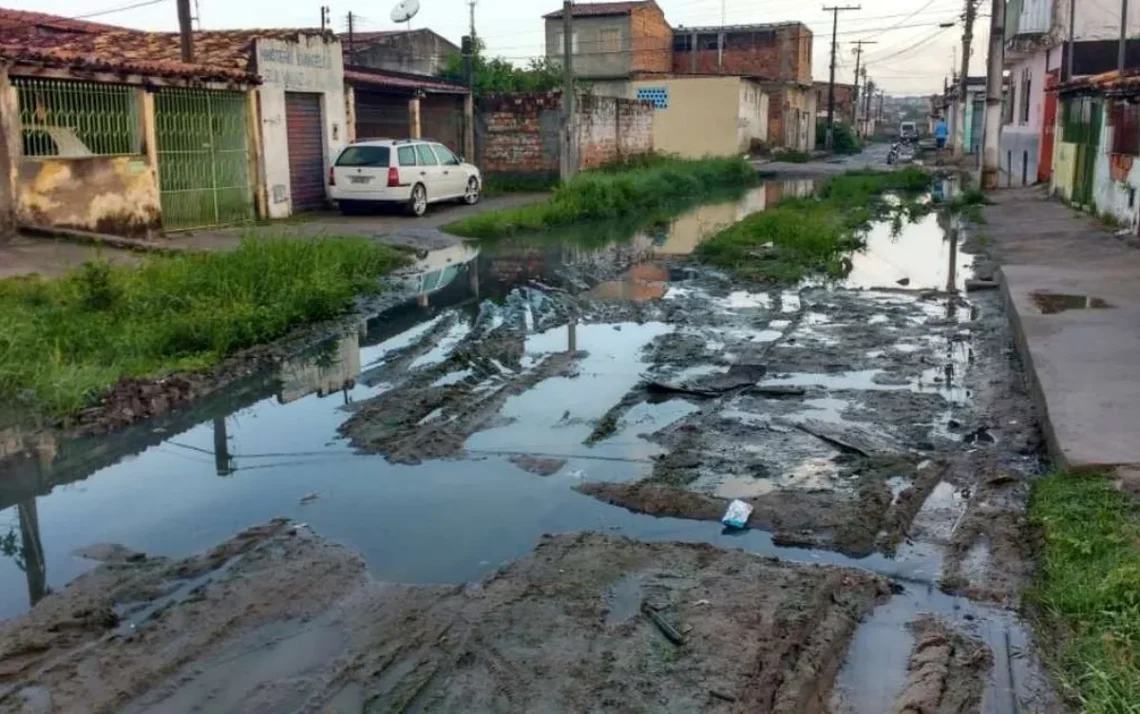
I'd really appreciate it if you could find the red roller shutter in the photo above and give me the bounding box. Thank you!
[285,92,326,212]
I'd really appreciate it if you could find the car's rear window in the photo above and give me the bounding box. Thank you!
[336,146,390,167]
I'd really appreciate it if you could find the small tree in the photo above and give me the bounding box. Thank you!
[440,43,561,96]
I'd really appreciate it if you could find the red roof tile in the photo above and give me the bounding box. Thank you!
[0,43,257,83]
[0,8,123,37]
[543,1,655,19]
[345,69,467,94]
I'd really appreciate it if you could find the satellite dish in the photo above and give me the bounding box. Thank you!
[390,0,420,24]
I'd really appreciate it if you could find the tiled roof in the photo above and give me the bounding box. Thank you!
[0,43,257,82]
[0,8,123,37]
[543,1,654,19]
[345,69,468,94]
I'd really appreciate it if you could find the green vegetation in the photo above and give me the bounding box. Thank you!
[446,156,756,238]
[773,150,815,164]
[816,121,862,155]
[697,167,932,282]
[0,239,408,419]
[481,174,560,197]
[439,41,560,96]
[1027,472,1140,713]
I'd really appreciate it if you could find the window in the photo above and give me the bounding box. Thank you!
[556,31,578,55]
[673,34,692,52]
[599,28,621,53]
[1019,69,1031,125]
[397,145,417,165]
[15,77,139,157]
[415,144,439,165]
[432,143,460,165]
[1111,101,1140,156]
[336,146,390,166]
[697,33,720,51]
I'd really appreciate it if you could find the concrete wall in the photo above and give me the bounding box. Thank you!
[1060,0,1140,41]
[1092,108,1140,230]
[546,15,633,79]
[629,76,736,157]
[1000,50,1047,185]
[545,6,671,80]
[577,94,654,168]
[1053,139,1077,200]
[254,35,346,219]
[16,156,159,237]
[476,92,653,177]
[738,81,769,153]
[349,30,458,77]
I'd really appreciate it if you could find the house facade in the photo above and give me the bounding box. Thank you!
[543,0,672,91]
[626,75,768,157]
[671,22,811,84]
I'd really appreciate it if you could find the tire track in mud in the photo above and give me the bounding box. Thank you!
[889,616,993,714]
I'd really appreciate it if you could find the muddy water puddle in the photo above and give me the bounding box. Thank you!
[0,179,1053,711]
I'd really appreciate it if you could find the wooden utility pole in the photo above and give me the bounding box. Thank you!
[560,0,576,180]
[347,12,356,66]
[1066,0,1075,80]
[953,0,977,158]
[824,4,861,149]
[320,5,329,32]
[851,40,876,126]
[1121,0,1129,73]
[177,0,194,62]
[982,0,1005,187]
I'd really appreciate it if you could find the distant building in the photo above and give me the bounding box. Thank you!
[671,23,812,84]
[814,81,856,122]
[542,0,673,92]
[341,29,459,77]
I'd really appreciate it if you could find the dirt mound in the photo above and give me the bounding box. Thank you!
[891,616,993,714]
[0,525,890,714]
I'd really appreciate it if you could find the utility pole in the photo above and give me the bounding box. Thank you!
[824,5,861,149]
[863,78,874,135]
[1121,0,1129,74]
[347,12,356,67]
[982,0,1005,187]
[463,1,477,164]
[560,0,576,180]
[851,40,876,126]
[878,91,885,122]
[1066,0,1075,80]
[953,0,977,159]
[320,5,329,32]
[467,0,478,91]
[176,0,194,62]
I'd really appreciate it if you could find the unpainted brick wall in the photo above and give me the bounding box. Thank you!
[476,92,653,177]
[672,24,811,84]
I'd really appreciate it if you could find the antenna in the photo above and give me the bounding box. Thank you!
[390,0,421,26]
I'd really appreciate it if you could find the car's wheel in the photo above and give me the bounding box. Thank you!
[463,177,480,205]
[408,183,428,217]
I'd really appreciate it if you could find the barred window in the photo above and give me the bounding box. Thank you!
[14,78,140,158]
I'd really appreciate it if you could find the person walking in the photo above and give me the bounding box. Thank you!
[934,116,949,162]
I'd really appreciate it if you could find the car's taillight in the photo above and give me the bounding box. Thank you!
[328,166,335,186]
[387,166,399,187]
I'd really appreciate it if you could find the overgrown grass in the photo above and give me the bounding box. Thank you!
[481,174,560,197]
[1027,472,1140,713]
[0,238,408,419]
[697,167,933,282]
[446,156,756,238]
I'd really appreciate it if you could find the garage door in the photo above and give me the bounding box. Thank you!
[285,92,326,212]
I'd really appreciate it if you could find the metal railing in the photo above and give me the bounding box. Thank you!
[13,78,140,158]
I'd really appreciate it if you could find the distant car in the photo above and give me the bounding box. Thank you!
[328,139,481,216]
[899,121,918,141]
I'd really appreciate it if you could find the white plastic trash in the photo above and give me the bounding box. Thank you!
[721,499,753,529]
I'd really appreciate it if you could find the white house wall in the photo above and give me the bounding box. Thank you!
[1093,115,1140,231]
[255,35,347,219]
[1000,51,1048,185]
[1059,0,1140,40]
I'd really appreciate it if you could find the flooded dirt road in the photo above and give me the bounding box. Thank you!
[0,179,1057,712]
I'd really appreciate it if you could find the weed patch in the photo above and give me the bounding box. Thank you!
[1027,472,1140,713]
[445,156,756,238]
[697,168,932,282]
[0,238,408,419]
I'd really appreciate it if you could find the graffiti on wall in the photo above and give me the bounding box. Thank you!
[257,39,341,91]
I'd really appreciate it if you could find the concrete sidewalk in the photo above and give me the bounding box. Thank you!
[985,186,1140,471]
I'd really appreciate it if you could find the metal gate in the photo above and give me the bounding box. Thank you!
[1071,96,1102,207]
[285,93,326,212]
[155,88,254,231]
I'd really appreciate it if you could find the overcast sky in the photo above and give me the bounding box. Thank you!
[9,0,991,94]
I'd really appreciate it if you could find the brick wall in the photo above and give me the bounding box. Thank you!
[476,92,653,177]
[577,93,654,169]
[672,23,811,83]
[629,5,673,74]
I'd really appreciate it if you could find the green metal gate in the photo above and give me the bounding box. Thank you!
[155,88,254,231]
[1064,95,1102,208]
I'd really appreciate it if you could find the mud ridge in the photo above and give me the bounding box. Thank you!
[890,616,993,714]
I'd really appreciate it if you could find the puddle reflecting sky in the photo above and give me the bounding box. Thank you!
[0,178,972,620]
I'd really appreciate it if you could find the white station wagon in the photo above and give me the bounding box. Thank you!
[328,139,482,216]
